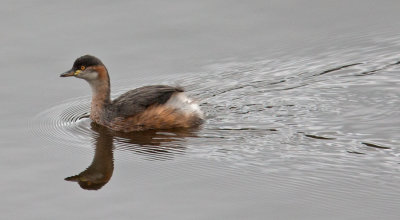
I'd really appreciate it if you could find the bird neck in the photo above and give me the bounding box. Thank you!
[88,68,112,123]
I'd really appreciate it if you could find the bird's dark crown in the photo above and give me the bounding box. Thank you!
[73,55,104,70]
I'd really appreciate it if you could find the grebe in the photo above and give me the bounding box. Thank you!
[60,55,203,132]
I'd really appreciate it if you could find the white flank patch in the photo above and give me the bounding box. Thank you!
[166,92,203,118]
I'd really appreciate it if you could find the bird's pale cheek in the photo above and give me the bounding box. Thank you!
[83,71,99,80]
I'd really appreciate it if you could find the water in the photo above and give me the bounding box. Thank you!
[1,1,400,219]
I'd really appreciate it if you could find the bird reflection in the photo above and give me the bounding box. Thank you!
[65,122,198,190]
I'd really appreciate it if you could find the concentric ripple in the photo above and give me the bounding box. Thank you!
[32,96,94,148]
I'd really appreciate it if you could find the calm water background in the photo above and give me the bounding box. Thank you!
[1,0,400,219]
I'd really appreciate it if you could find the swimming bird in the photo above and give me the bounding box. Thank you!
[60,55,203,132]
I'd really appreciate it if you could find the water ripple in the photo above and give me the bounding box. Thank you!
[31,36,400,179]
[32,97,93,148]
[174,36,400,176]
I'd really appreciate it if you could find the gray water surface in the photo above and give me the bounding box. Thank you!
[1,1,400,219]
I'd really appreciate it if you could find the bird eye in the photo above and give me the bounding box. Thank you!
[80,66,85,70]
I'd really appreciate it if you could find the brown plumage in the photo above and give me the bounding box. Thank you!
[109,104,203,132]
